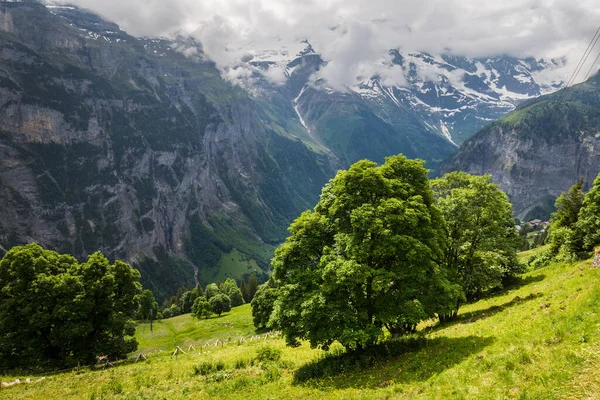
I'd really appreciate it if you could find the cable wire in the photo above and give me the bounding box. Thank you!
[552,25,600,111]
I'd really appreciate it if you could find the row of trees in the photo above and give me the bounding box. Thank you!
[549,174,600,260]
[0,244,262,370]
[252,155,521,351]
[153,275,259,320]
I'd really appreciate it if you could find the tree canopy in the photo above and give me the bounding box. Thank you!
[271,155,461,350]
[0,244,141,370]
[576,173,600,251]
[548,178,585,258]
[251,283,279,329]
[137,289,159,320]
[192,297,212,319]
[204,283,221,300]
[209,293,231,316]
[432,172,521,316]
[219,278,245,307]
[552,178,585,231]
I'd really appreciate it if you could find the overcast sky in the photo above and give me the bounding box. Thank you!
[57,0,600,88]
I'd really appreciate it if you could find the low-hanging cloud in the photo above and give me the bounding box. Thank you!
[53,0,600,89]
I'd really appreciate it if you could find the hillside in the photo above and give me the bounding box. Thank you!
[0,1,339,299]
[439,72,600,219]
[3,255,600,399]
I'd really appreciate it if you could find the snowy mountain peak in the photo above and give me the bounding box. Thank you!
[248,47,564,146]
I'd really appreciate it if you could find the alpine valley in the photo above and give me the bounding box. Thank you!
[0,1,568,298]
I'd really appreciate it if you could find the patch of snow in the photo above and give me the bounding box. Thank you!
[440,120,458,147]
[293,86,311,133]
[514,74,532,84]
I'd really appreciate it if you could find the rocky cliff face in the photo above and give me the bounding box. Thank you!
[0,2,337,299]
[439,73,600,219]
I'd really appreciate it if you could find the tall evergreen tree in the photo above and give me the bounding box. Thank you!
[240,280,250,303]
[247,273,259,301]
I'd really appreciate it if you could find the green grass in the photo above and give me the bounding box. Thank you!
[3,256,600,399]
[135,305,257,354]
[199,249,260,285]
[517,244,550,262]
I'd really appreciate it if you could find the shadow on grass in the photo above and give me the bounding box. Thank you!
[498,273,546,292]
[293,335,494,389]
[426,291,545,333]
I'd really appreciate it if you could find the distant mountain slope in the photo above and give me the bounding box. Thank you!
[247,45,563,163]
[439,72,600,219]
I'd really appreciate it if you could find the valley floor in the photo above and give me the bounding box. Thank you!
[3,255,600,399]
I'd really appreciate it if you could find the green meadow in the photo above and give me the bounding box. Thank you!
[199,248,261,285]
[3,254,600,399]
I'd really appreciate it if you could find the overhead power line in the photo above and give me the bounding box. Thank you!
[552,25,600,111]
[580,44,600,83]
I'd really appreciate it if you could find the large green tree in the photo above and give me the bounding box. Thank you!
[137,289,159,320]
[0,244,141,370]
[432,172,521,318]
[552,178,585,231]
[576,173,600,251]
[271,155,460,351]
[204,283,221,300]
[209,293,231,316]
[192,297,212,319]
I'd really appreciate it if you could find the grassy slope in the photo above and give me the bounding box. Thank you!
[199,249,261,285]
[3,256,600,399]
[517,244,550,262]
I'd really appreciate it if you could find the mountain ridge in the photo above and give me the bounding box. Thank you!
[439,71,600,219]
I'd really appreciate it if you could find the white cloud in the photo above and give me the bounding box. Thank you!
[55,0,600,88]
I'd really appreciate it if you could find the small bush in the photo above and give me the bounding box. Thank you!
[255,346,282,363]
[192,360,225,376]
[261,366,282,382]
[234,358,249,369]
[100,380,123,395]
[527,251,553,270]
[206,372,231,383]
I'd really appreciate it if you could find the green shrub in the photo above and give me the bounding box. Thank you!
[261,366,282,382]
[192,360,225,376]
[234,358,249,369]
[527,251,554,270]
[255,345,282,363]
[206,372,231,383]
